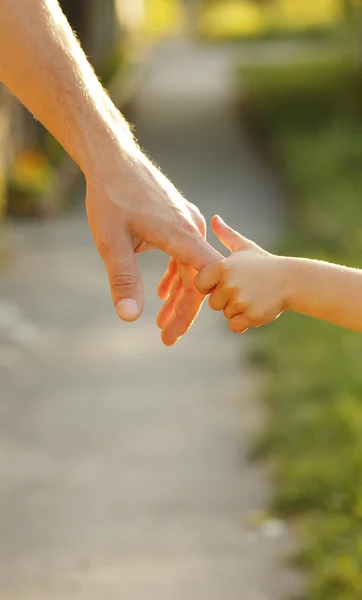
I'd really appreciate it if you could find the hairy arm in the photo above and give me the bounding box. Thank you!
[0,0,221,345]
[0,0,132,172]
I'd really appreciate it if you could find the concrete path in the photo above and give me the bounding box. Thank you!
[0,39,297,599]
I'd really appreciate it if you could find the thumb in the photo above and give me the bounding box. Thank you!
[105,236,144,322]
[194,261,223,295]
[212,215,255,253]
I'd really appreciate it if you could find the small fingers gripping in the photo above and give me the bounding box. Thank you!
[208,284,229,312]
[228,313,250,334]
[194,261,223,295]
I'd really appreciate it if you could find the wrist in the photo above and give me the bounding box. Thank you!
[72,98,137,178]
[281,256,304,313]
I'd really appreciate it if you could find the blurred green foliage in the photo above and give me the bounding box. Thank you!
[98,43,128,87]
[198,0,345,40]
[240,54,362,599]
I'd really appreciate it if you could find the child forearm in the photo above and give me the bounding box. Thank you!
[195,216,362,335]
[285,257,362,332]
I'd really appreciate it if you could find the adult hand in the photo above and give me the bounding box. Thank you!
[157,259,205,346]
[0,0,221,345]
[86,142,222,345]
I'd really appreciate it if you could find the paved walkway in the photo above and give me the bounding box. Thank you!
[0,39,297,599]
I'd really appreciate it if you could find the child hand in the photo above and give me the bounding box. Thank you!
[194,216,288,333]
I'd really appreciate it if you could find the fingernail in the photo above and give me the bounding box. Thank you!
[116,299,139,321]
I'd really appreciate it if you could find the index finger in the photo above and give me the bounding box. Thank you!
[169,228,223,272]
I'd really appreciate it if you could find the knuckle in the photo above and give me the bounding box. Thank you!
[246,317,258,329]
[224,301,246,318]
[182,218,200,237]
[175,305,191,324]
[208,297,217,310]
[97,235,124,263]
[187,200,200,213]
[176,208,201,236]
[236,301,248,313]
[244,311,264,328]
[109,271,138,290]
[193,211,206,236]
[222,271,237,290]
[223,259,236,273]
[165,220,200,257]
[229,319,244,333]
[209,295,223,311]
[97,238,113,262]
[216,277,229,293]
[187,200,202,218]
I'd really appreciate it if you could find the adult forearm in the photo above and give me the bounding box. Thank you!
[286,257,362,332]
[0,0,134,174]
[0,0,221,343]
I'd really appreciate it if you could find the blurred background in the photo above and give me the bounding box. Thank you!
[1,1,362,599]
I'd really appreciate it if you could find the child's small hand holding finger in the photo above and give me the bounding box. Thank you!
[195,216,289,333]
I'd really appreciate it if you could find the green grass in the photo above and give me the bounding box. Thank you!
[240,53,362,599]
